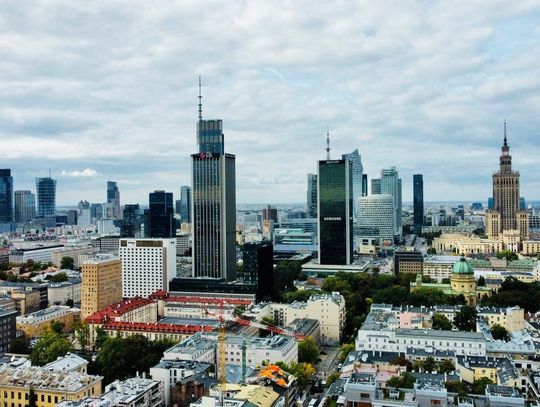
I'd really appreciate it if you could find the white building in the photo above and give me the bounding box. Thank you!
[119,238,176,298]
[47,280,81,306]
[356,194,395,246]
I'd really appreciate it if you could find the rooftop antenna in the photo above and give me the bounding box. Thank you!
[198,75,203,121]
[325,129,331,160]
[503,119,507,147]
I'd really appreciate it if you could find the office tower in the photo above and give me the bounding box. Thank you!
[78,208,91,226]
[371,178,381,195]
[307,173,318,218]
[243,242,274,301]
[413,174,424,234]
[487,197,494,210]
[486,123,529,239]
[146,190,175,238]
[14,190,35,223]
[342,149,363,212]
[121,204,141,238]
[362,174,368,197]
[380,167,402,236]
[262,205,278,223]
[36,177,56,217]
[179,185,192,224]
[520,197,526,210]
[80,255,122,319]
[119,238,176,297]
[0,170,13,223]
[90,203,103,220]
[67,210,78,225]
[356,194,396,244]
[106,181,120,218]
[318,159,353,265]
[192,79,236,281]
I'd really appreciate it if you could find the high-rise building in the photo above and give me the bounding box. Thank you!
[380,167,402,236]
[80,255,123,319]
[371,178,381,195]
[36,177,56,217]
[121,204,142,238]
[67,210,78,225]
[486,123,529,239]
[179,185,192,224]
[487,197,494,210]
[192,80,236,281]
[413,174,424,234]
[356,194,395,245]
[119,238,176,298]
[0,170,13,223]
[362,174,368,197]
[146,190,175,238]
[307,173,317,218]
[106,181,120,219]
[318,159,353,265]
[342,149,363,212]
[262,205,278,223]
[90,203,104,220]
[243,242,274,301]
[14,190,35,223]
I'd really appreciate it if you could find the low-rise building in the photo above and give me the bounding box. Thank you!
[9,245,64,264]
[43,353,89,374]
[393,250,423,274]
[51,246,96,269]
[48,279,81,306]
[0,306,17,353]
[16,306,77,338]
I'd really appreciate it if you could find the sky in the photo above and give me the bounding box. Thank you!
[1,1,540,205]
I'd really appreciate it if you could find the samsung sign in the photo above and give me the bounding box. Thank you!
[323,217,342,221]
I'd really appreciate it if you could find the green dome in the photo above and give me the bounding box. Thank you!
[452,256,473,274]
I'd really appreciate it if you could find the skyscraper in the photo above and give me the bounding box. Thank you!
[371,178,381,195]
[146,190,175,238]
[362,174,368,197]
[36,177,56,217]
[307,173,317,218]
[14,190,35,223]
[179,185,192,224]
[413,174,424,234]
[342,149,363,210]
[107,181,120,218]
[318,159,353,265]
[357,194,395,244]
[121,204,142,238]
[192,79,236,281]
[262,205,278,223]
[380,167,402,236]
[0,170,13,223]
[486,123,529,239]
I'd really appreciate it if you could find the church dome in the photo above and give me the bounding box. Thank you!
[452,256,473,274]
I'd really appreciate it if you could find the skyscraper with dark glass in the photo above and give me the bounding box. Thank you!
[362,174,368,197]
[180,185,192,224]
[146,191,175,238]
[0,170,13,223]
[121,204,142,238]
[36,177,56,217]
[317,159,353,265]
[192,82,236,281]
[307,173,317,218]
[107,181,120,218]
[14,190,35,223]
[413,174,424,234]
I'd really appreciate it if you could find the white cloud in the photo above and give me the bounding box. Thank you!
[61,169,99,177]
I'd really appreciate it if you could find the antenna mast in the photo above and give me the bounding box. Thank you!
[325,129,331,160]
[198,75,203,121]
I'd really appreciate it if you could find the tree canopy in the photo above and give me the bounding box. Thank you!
[60,256,75,270]
[432,313,452,331]
[490,324,509,341]
[454,305,477,332]
[298,336,320,364]
[30,329,73,366]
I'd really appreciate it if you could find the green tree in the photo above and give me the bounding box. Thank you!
[477,276,486,286]
[438,359,455,374]
[473,377,494,394]
[496,250,518,261]
[386,372,416,389]
[325,371,340,387]
[274,261,303,298]
[275,361,315,390]
[283,289,316,303]
[338,343,355,363]
[10,335,30,354]
[445,380,468,397]
[454,305,477,332]
[50,320,65,334]
[48,272,68,283]
[74,320,90,350]
[423,356,436,373]
[427,247,437,255]
[65,298,74,307]
[30,329,73,366]
[490,324,509,341]
[298,336,320,364]
[94,327,109,350]
[390,356,412,371]
[60,256,75,270]
[432,313,452,331]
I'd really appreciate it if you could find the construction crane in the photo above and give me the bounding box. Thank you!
[217,301,226,406]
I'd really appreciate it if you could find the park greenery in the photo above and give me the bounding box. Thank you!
[298,336,320,364]
[432,313,452,330]
[60,256,75,270]
[30,327,73,366]
[495,250,518,261]
[481,277,540,312]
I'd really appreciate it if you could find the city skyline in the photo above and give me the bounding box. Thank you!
[1,2,540,204]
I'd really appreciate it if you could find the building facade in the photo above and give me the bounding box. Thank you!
[147,190,175,238]
[80,255,123,319]
[106,181,120,219]
[307,173,317,218]
[180,185,192,224]
[14,190,35,223]
[380,167,402,236]
[342,149,363,214]
[243,242,274,301]
[356,194,395,245]
[36,176,56,217]
[413,174,424,234]
[0,169,13,223]
[119,238,176,298]
[318,159,353,265]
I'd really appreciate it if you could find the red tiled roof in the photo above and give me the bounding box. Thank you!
[102,321,215,334]
[85,297,155,324]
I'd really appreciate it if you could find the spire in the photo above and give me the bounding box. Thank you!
[503,120,507,147]
[198,75,203,121]
[325,129,331,160]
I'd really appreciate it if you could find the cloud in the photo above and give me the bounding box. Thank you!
[61,169,99,177]
[0,1,539,205]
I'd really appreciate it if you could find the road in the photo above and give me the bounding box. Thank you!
[317,346,340,380]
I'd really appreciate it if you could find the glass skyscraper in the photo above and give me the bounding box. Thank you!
[180,185,192,224]
[380,167,402,237]
[121,204,142,238]
[306,173,317,218]
[107,181,120,218]
[147,190,175,238]
[342,149,363,209]
[14,190,35,223]
[413,174,424,234]
[192,117,236,281]
[317,159,353,265]
[36,177,56,217]
[0,170,13,223]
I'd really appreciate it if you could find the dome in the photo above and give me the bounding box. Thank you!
[452,256,473,275]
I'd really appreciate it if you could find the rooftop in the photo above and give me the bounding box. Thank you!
[85,297,155,324]
[43,353,88,373]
